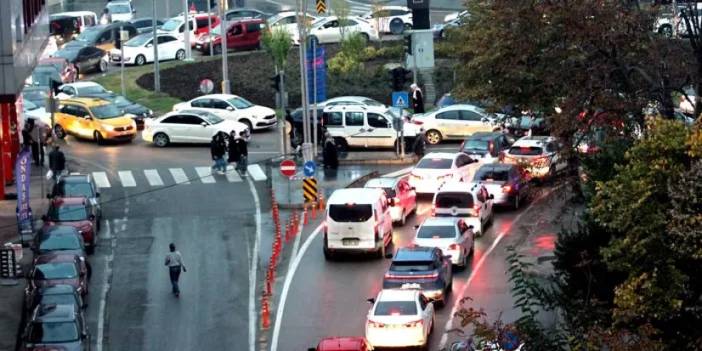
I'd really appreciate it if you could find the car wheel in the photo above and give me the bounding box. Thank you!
[135,54,146,66]
[239,119,253,132]
[94,131,105,145]
[176,49,185,60]
[86,244,95,255]
[153,133,170,147]
[400,210,406,226]
[323,241,334,261]
[54,125,66,139]
[98,59,107,73]
[659,25,673,38]
[86,262,92,280]
[426,130,442,145]
[334,137,348,152]
[213,45,222,55]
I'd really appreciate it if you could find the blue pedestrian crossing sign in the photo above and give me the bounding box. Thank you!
[392,91,409,108]
[303,161,316,177]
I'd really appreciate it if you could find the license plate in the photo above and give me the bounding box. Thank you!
[401,283,421,290]
[342,238,359,246]
[195,44,201,49]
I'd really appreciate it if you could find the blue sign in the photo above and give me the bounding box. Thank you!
[306,44,326,104]
[15,147,32,230]
[303,161,316,177]
[392,91,409,108]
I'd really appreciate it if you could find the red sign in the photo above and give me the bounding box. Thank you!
[280,159,296,177]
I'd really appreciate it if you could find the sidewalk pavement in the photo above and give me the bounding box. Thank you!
[0,164,52,351]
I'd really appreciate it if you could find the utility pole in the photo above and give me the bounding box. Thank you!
[182,0,192,60]
[298,0,312,161]
[120,25,126,97]
[312,38,318,156]
[220,0,230,94]
[153,0,160,92]
[207,0,214,57]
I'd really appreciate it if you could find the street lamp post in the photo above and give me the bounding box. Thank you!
[206,0,213,57]
[153,0,160,92]
[220,0,230,94]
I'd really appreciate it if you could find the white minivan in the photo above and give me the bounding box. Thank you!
[324,188,393,260]
[431,182,494,236]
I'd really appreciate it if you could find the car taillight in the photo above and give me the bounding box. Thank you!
[448,243,459,250]
[431,206,436,216]
[385,272,438,279]
[369,320,385,328]
[502,185,512,193]
[412,120,423,125]
[405,320,424,328]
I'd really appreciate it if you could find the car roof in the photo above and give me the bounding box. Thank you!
[194,94,242,100]
[51,197,88,206]
[364,177,399,188]
[328,188,384,204]
[377,288,419,302]
[393,246,435,261]
[317,337,367,350]
[33,304,78,322]
[419,217,460,227]
[512,135,555,147]
[465,132,502,140]
[40,225,81,236]
[420,152,459,160]
[52,11,97,17]
[35,252,81,264]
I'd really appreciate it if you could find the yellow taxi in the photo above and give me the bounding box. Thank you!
[53,98,137,144]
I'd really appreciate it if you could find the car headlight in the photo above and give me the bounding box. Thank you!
[103,125,115,131]
[147,109,153,117]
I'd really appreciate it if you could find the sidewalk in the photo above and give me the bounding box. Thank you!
[0,164,51,351]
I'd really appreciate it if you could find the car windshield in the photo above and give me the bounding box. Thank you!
[28,321,80,343]
[202,113,224,124]
[462,139,489,151]
[53,48,80,62]
[79,85,107,95]
[329,204,372,222]
[374,301,417,316]
[32,67,62,86]
[125,35,151,47]
[48,204,88,221]
[390,260,434,272]
[509,146,543,156]
[91,104,124,119]
[40,294,76,306]
[108,4,131,14]
[76,27,101,42]
[474,168,510,181]
[112,96,132,107]
[435,192,473,209]
[34,262,78,280]
[24,100,39,111]
[58,182,94,198]
[417,225,457,239]
[227,97,253,109]
[416,158,453,169]
[40,236,81,251]
[161,18,183,31]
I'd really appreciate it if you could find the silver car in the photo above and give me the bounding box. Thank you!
[412,217,474,269]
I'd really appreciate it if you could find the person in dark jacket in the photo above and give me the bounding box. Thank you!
[413,128,427,158]
[410,83,425,114]
[48,145,66,182]
[210,133,227,174]
[322,132,338,169]
[234,131,248,174]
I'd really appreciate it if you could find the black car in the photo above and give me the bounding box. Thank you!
[383,246,453,306]
[53,44,107,75]
[129,17,164,33]
[289,107,325,146]
[224,8,271,21]
[460,132,514,162]
[65,23,138,50]
[83,93,151,128]
[22,303,90,351]
[24,284,85,317]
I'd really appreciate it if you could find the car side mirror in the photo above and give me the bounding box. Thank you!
[489,194,494,199]
[366,298,375,304]
[226,106,234,111]
[146,43,153,48]
[201,122,207,127]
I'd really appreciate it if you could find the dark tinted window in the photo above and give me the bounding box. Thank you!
[436,110,459,120]
[416,157,453,169]
[246,23,262,32]
[27,321,80,343]
[161,116,183,124]
[323,112,343,126]
[474,168,510,181]
[435,192,473,209]
[459,110,483,121]
[40,294,77,307]
[417,225,457,239]
[211,99,230,109]
[180,115,204,125]
[196,18,210,28]
[329,204,372,222]
[390,260,434,272]
[374,301,417,316]
[345,112,364,126]
[191,99,210,108]
[367,113,389,128]
[508,146,543,156]
[48,204,88,221]
[157,35,176,43]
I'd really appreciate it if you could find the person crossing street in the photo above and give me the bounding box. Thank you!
[210,133,227,174]
[48,145,66,183]
[164,243,186,297]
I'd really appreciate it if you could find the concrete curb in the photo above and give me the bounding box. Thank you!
[276,171,381,210]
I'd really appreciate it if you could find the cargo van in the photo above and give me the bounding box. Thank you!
[324,188,393,260]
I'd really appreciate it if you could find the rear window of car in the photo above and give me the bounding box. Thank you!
[40,235,81,251]
[35,263,78,280]
[390,260,434,272]
[28,321,79,343]
[374,301,418,316]
[329,204,372,222]
[416,157,453,169]
[435,192,473,208]
[509,146,542,156]
[49,204,88,221]
[40,294,76,307]
[58,182,94,198]
[474,168,510,181]
[417,225,456,239]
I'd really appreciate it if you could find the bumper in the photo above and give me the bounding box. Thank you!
[254,118,277,130]
[104,130,137,141]
[142,131,154,143]
[367,328,426,348]
[109,54,134,65]
[326,237,380,252]
[383,281,445,301]
[490,192,511,205]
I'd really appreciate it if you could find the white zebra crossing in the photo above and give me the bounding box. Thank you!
[90,164,267,189]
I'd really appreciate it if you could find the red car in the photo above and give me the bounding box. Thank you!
[194,18,265,55]
[42,197,99,254]
[38,57,77,83]
[26,253,89,297]
[308,337,373,351]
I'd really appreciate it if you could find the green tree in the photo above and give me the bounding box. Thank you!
[329,0,351,39]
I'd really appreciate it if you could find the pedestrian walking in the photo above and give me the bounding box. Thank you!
[233,131,248,175]
[410,83,425,114]
[164,243,186,297]
[22,119,42,166]
[48,145,66,183]
[210,133,227,174]
[100,8,111,25]
[413,128,427,158]
[322,132,338,169]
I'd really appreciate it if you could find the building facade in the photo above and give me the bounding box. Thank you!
[0,0,49,199]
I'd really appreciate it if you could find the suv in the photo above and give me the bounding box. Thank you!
[503,136,568,180]
[53,97,137,144]
[383,246,453,305]
[363,5,413,34]
[50,174,102,221]
[432,182,494,236]
[42,197,99,254]
[460,132,513,163]
[323,105,418,150]
[22,304,90,350]
[195,18,265,54]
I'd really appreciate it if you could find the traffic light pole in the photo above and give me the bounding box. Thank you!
[312,38,318,156]
[220,0,230,94]
[152,0,160,92]
[298,0,313,162]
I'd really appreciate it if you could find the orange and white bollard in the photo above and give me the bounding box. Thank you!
[261,296,271,329]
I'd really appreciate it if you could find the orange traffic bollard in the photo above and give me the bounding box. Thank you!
[311,205,317,220]
[261,296,271,329]
[318,193,325,210]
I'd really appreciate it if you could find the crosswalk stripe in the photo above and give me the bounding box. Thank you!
[195,166,216,184]
[247,164,267,181]
[225,165,242,183]
[92,172,111,188]
[144,169,164,186]
[117,171,137,187]
[169,168,190,184]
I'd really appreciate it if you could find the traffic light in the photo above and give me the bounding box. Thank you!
[403,34,413,56]
[50,79,62,96]
[270,74,280,92]
[390,67,410,92]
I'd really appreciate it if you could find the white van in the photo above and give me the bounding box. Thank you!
[324,188,393,260]
[431,182,494,236]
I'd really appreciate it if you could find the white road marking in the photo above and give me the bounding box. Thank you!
[144,169,164,186]
[169,168,190,184]
[225,165,242,183]
[247,164,267,181]
[195,166,216,184]
[92,172,111,188]
[117,171,136,187]
[245,175,262,351]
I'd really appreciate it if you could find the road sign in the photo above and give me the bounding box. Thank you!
[316,0,326,14]
[303,161,316,177]
[280,159,296,177]
[200,79,214,94]
[303,177,318,203]
[392,91,409,108]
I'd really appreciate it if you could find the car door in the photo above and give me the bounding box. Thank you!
[56,104,78,132]
[434,109,462,140]
[366,112,395,147]
[75,48,92,72]
[228,23,245,49]
[418,295,431,336]
[157,35,177,60]
[158,115,187,142]
[344,111,366,146]
[316,20,340,43]
[245,22,263,47]
[85,47,103,70]
[180,115,210,142]
[190,98,215,114]
[459,108,490,136]
[69,105,92,138]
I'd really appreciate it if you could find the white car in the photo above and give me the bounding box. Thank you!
[444,10,468,23]
[365,289,435,349]
[23,100,52,126]
[267,11,317,38]
[173,94,277,131]
[362,5,413,34]
[411,104,502,145]
[109,33,185,65]
[408,152,481,194]
[323,104,418,149]
[158,16,199,44]
[105,1,135,22]
[294,16,379,45]
[413,217,474,268]
[364,176,417,225]
[56,81,110,100]
[432,182,494,236]
[503,136,568,179]
[143,109,250,147]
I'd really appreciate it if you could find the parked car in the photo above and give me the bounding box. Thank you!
[56,81,109,100]
[365,289,435,349]
[308,337,373,351]
[143,109,250,147]
[33,225,88,259]
[105,0,136,22]
[159,13,220,46]
[471,163,529,209]
[364,176,417,225]
[362,5,413,34]
[433,11,468,39]
[22,86,50,108]
[173,94,276,131]
[22,303,90,350]
[65,22,138,52]
[459,131,513,163]
[109,33,185,65]
[411,104,502,145]
[432,182,494,236]
[224,8,271,21]
[42,197,99,254]
[52,44,108,75]
[408,152,480,194]
[129,17,164,33]
[268,11,317,38]
[24,284,85,318]
[23,100,52,126]
[503,136,568,180]
[38,57,78,83]
[294,16,379,45]
[322,105,417,150]
[27,65,63,87]
[50,11,98,37]
[49,174,102,221]
[413,217,474,268]
[27,253,89,296]
[195,18,265,54]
